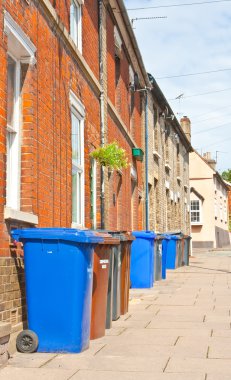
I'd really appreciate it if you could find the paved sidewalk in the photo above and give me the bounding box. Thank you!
[1,250,231,380]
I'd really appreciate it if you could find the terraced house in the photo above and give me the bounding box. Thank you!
[0,0,148,348]
[0,0,191,352]
[146,79,193,234]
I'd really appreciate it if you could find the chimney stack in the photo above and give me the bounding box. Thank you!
[180,116,191,142]
[203,152,216,170]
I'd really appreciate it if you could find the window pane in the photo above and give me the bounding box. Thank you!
[7,56,16,128]
[71,107,83,226]
[78,171,82,224]
[191,211,200,223]
[70,1,79,45]
[191,200,199,211]
[72,172,77,223]
[71,111,81,166]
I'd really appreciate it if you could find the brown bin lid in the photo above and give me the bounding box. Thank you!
[95,232,120,245]
[122,232,135,241]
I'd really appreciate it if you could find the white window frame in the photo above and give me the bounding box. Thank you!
[190,199,203,225]
[70,0,83,53]
[70,91,85,228]
[91,158,97,229]
[4,12,37,220]
[6,54,21,210]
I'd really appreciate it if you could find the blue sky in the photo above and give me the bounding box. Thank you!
[124,0,231,173]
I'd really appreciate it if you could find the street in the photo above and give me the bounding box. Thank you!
[1,250,231,380]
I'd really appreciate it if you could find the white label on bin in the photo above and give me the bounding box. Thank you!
[47,251,53,254]
[100,260,109,264]
[102,265,107,269]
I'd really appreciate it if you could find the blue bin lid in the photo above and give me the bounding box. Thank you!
[11,228,104,244]
[132,230,156,239]
[170,235,180,240]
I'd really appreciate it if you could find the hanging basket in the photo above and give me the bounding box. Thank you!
[90,142,128,170]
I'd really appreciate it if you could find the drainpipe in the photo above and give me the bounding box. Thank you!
[144,90,149,230]
[99,0,105,229]
[136,87,150,230]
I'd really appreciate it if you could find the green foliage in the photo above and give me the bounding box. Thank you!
[221,169,231,183]
[90,142,128,170]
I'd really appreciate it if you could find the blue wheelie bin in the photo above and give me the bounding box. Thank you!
[11,228,103,353]
[130,231,156,288]
[161,234,170,279]
[166,235,180,270]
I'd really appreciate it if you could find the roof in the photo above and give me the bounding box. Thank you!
[192,151,230,191]
[148,73,193,153]
[190,187,205,202]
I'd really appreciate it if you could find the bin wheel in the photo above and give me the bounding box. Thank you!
[16,330,38,353]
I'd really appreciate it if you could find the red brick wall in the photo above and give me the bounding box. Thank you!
[105,12,144,232]
[48,0,100,80]
[83,0,99,79]
[0,0,102,327]
[0,1,101,249]
[107,115,143,231]
[106,11,116,104]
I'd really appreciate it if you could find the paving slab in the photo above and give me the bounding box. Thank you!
[166,357,231,375]
[105,327,125,336]
[44,354,169,373]
[147,320,217,330]
[212,329,231,338]
[172,336,209,358]
[96,343,174,357]
[0,367,76,380]
[112,319,151,328]
[121,326,212,338]
[208,337,231,358]
[151,313,205,322]
[123,311,157,321]
[71,370,205,380]
[100,329,178,345]
[207,375,231,380]
[8,352,57,368]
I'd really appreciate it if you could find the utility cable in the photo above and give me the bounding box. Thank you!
[156,67,231,79]
[169,87,231,100]
[126,0,231,11]
[193,112,231,124]
[191,104,231,120]
[202,135,231,148]
[193,122,230,134]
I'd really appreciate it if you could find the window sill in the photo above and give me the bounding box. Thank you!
[71,222,86,230]
[191,222,203,226]
[153,151,161,159]
[165,163,171,171]
[4,207,38,225]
